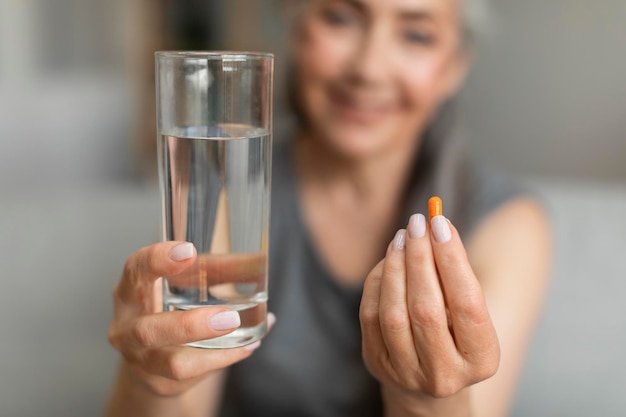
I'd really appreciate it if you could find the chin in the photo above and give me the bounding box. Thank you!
[315,124,396,160]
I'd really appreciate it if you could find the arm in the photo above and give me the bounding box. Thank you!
[467,197,551,416]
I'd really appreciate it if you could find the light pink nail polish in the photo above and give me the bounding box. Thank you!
[431,216,451,243]
[408,213,426,238]
[393,229,406,250]
[169,242,195,261]
[267,312,277,329]
[209,311,241,331]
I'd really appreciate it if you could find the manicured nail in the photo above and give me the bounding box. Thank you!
[244,340,261,351]
[169,242,195,261]
[408,213,426,238]
[393,229,406,250]
[267,312,277,329]
[209,311,241,331]
[431,216,452,243]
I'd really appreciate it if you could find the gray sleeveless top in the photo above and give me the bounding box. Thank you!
[218,137,524,417]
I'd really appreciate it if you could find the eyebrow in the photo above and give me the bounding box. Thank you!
[397,10,436,22]
[330,0,439,25]
[340,0,367,14]
[341,0,437,22]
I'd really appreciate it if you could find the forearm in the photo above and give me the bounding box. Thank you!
[382,385,472,417]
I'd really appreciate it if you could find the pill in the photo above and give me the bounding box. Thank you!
[428,196,443,220]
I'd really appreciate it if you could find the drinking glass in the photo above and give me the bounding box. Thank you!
[156,51,273,348]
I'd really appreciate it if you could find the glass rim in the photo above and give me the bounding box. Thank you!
[155,50,274,61]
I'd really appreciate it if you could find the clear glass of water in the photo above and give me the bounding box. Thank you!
[155,51,273,348]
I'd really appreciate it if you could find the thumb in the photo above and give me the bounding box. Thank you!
[116,242,196,303]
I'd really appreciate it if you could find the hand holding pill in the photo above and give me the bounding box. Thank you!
[359,196,500,405]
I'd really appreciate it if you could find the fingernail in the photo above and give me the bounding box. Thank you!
[169,242,195,261]
[209,311,241,331]
[408,213,426,238]
[244,340,261,352]
[267,312,277,329]
[393,229,406,250]
[431,216,452,243]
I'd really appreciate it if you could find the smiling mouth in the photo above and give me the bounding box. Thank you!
[328,88,396,123]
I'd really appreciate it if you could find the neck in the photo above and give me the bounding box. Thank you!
[294,133,418,212]
[292,131,421,282]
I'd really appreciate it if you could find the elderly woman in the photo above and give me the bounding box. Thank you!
[106,0,551,416]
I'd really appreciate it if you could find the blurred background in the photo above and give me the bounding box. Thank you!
[0,0,624,416]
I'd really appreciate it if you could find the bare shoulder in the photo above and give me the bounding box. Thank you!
[466,196,552,282]
[465,197,553,416]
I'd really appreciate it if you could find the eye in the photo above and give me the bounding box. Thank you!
[403,29,436,45]
[321,7,356,26]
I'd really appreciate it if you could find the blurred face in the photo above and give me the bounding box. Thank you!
[294,0,467,159]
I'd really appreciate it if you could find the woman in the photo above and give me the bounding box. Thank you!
[106,0,551,416]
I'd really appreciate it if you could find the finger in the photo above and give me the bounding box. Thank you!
[359,259,386,377]
[405,214,456,372]
[430,216,498,362]
[120,307,241,349]
[378,230,420,377]
[267,312,277,331]
[141,341,262,381]
[166,252,267,289]
[117,242,197,304]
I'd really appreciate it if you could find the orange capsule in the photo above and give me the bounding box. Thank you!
[428,196,443,220]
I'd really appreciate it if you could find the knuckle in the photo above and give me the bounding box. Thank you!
[409,302,443,329]
[107,325,122,349]
[122,255,139,281]
[359,303,378,325]
[124,245,159,279]
[145,245,162,274]
[454,294,489,323]
[379,307,409,333]
[111,281,129,307]
[473,357,500,383]
[362,349,391,384]
[389,364,422,390]
[120,259,143,296]
[425,375,462,398]
[165,352,189,381]
[132,320,156,348]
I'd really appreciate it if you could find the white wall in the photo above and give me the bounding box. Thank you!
[0,0,134,193]
[462,0,626,181]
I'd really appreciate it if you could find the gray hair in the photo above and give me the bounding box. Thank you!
[460,0,493,48]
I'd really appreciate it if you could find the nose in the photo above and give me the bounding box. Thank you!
[347,24,392,86]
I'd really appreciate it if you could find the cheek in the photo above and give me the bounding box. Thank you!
[401,56,457,111]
